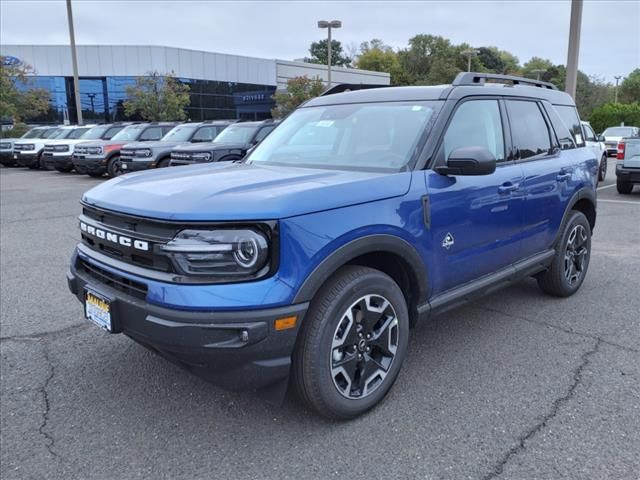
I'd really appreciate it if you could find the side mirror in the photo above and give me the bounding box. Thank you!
[597,135,605,142]
[436,146,497,176]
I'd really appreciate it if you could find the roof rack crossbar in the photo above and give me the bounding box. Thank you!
[452,72,558,90]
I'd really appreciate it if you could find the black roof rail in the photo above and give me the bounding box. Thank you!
[453,72,558,90]
[320,83,390,96]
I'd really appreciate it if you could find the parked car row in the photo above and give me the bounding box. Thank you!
[0,119,280,177]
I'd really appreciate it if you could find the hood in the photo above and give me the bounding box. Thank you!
[79,139,130,148]
[82,163,411,221]
[173,141,247,152]
[44,138,87,146]
[122,141,183,149]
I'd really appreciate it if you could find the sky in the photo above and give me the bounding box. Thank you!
[1,0,638,83]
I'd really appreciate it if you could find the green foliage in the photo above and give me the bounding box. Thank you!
[307,39,351,66]
[589,102,640,134]
[620,69,640,103]
[0,122,30,138]
[124,71,190,121]
[0,56,50,122]
[271,76,325,119]
[355,41,412,85]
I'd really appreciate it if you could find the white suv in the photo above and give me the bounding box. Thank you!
[581,121,607,182]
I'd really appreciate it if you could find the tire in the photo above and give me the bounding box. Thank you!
[616,178,633,194]
[292,265,410,419]
[598,155,607,182]
[106,155,122,178]
[156,157,170,168]
[537,210,591,297]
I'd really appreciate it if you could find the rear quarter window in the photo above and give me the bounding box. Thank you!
[554,105,585,147]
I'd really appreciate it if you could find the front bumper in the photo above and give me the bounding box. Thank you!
[616,164,640,183]
[43,153,73,170]
[15,152,39,167]
[67,250,308,400]
[0,151,16,166]
[120,159,155,172]
[73,155,107,174]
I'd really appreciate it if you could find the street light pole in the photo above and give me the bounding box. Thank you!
[461,49,479,72]
[66,0,83,125]
[317,20,342,87]
[614,75,622,103]
[565,0,583,99]
[532,69,546,81]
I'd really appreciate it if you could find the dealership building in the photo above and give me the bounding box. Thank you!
[1,45,390,124]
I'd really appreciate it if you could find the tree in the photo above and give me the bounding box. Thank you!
[589,102,640,133]
[124,71,190,121]
[0,56,50,123]
[307,39,351,66]
[355,39,411,85]
[271,76,325,118]
[620,69,640,103]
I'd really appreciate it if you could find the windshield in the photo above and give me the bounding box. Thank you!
[214,125,259,144]
[603,127,634,137]
[247,101,438,171]
[42,128,63,139]
[162,125,198,142]
[68,127,91,139]
[111,126,144,141]
[80,125,110,140]
[21,129,40,139]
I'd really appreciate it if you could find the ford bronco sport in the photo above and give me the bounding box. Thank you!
[120,121,232,173]
[68,73,597,419]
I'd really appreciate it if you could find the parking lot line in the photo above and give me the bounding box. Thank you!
[597,183,617,191]
[598,199,640,205]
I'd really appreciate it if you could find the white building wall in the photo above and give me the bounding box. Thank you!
[1,45,390,89]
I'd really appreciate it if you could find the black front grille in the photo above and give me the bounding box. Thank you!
[79,258,148,300]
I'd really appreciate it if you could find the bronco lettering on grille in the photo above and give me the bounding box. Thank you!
[80,221,150,251]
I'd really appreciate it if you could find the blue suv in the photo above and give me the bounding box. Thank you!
[67,73,597,419]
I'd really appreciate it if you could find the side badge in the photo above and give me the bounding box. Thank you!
[442,232,455,250]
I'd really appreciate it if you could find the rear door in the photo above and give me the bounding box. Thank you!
[425,98,525,294]
[508,100,576,257]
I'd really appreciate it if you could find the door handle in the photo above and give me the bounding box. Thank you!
[498,182,518,194]
[556,170,572,182]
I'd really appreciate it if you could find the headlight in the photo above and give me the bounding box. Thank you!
[162,229,269,278]
[19,144,35,150]
[136,149,152,157]
[192,152,212,161]
[0,143,10,149]
[87,146,103,155]
[54,145,70,152]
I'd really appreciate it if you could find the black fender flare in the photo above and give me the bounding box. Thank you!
[292,234,429,307]
[554,186,597,245]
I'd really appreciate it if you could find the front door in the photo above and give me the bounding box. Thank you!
[425,99,525,295]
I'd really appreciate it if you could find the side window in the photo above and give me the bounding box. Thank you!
[543,102,575,150]
[192,127,216,142]
[554,105,585,147]
[507,100,552,160]
[583,124,596,142]
[254,126,275,143]
[442,100,505,162]
[139,127,163,141]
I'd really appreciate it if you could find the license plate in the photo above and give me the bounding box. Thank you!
[121,163,128,170]
[84,288,112,332]
[13,154,18,160]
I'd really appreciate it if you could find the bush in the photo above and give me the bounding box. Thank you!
[0,123,30,138]
[588,103,640,134]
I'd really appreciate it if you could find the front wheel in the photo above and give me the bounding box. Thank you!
[537,211,591,297]
[599,155,607,182]
[293,266,409,419]
[106,156,122,178]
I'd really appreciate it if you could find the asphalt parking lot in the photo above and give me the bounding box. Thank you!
[1,163,639,480]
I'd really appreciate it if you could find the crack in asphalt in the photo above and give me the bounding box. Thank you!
[480,305,639,354]
[38,345,59,459]
[0,323,90,343]
[480,339,602,480]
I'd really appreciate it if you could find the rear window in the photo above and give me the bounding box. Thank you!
[603,127,635,137]
[554,105,585,147]
[507,100,552,160]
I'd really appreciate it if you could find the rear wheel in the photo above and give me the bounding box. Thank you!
[293,266,409,419]
[537,211,591,297]
[598,155,607,182]
[106,155,122,178]
[616,178,633,194]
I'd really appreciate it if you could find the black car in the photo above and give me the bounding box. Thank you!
[169,120,280,166]
[120,120,233,173]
